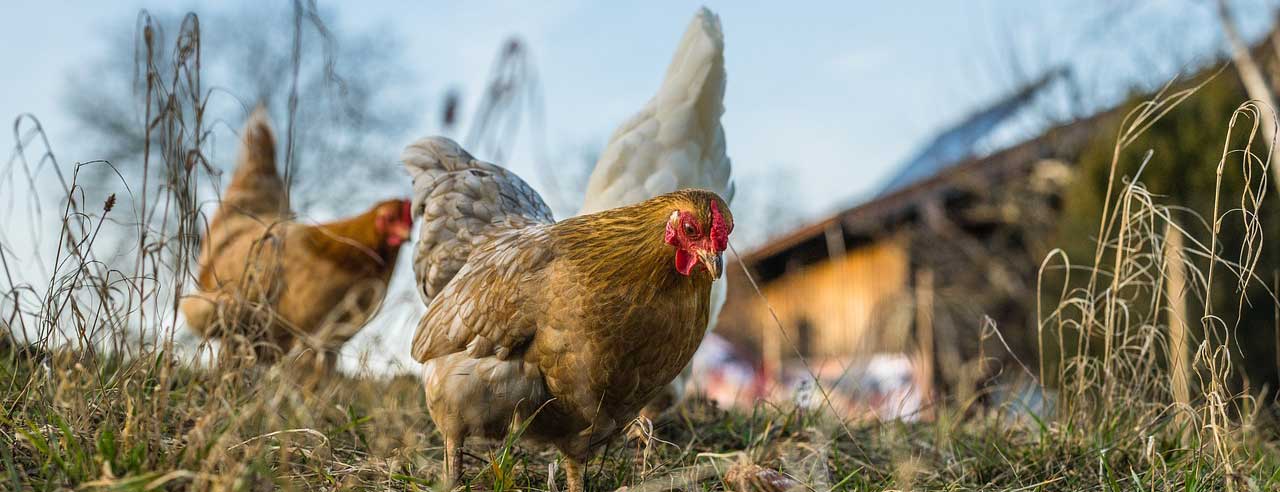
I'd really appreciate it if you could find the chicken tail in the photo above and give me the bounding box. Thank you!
[653,7,731,202]
[402,137,554,304]
[659,7,726,133]
[222,106,289,217]
[579,7,733,214]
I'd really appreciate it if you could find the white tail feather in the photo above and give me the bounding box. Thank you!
[579,7,733,215]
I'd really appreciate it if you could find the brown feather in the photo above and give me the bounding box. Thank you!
[405,136,734,492]
[299,202,406,272]
[182,110,410,367]
[414,187,731,477]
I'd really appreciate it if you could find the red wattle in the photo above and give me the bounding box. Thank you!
[674,249,696,276]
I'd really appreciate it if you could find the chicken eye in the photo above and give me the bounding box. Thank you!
[683,222,697,236]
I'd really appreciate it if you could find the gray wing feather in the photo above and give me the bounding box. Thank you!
[402,136,554,304]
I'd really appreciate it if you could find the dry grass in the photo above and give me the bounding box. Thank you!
[3,10,1280,492]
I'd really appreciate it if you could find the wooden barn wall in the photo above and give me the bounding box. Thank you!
[727,236,912,373]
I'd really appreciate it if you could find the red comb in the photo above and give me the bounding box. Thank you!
[710,201,730,252]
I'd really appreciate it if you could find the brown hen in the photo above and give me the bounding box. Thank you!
[403,137,733,492]
[181,108,412,370]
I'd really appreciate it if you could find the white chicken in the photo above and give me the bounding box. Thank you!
[578,7,733,424]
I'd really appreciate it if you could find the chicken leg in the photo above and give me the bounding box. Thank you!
[442,434,462,490]
[562,454,586,492]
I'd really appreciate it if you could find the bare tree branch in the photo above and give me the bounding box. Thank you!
[64,5,420,216]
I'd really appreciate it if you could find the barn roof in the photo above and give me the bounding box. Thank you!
[741,104,1115,281]
[878,68,1068,196]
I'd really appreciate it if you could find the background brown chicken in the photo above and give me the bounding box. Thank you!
[404,137,732,492]
[181,108,412,371]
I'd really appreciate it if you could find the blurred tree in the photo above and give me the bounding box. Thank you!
[63,4,420,216]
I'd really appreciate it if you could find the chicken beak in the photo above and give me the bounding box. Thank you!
[699,250,723,280]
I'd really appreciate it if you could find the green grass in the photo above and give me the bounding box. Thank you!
[2,347,1276,491]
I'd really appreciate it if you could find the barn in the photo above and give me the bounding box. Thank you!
[711,81,1118,416]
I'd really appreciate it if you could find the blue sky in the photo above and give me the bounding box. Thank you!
[7,0,1274,222]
